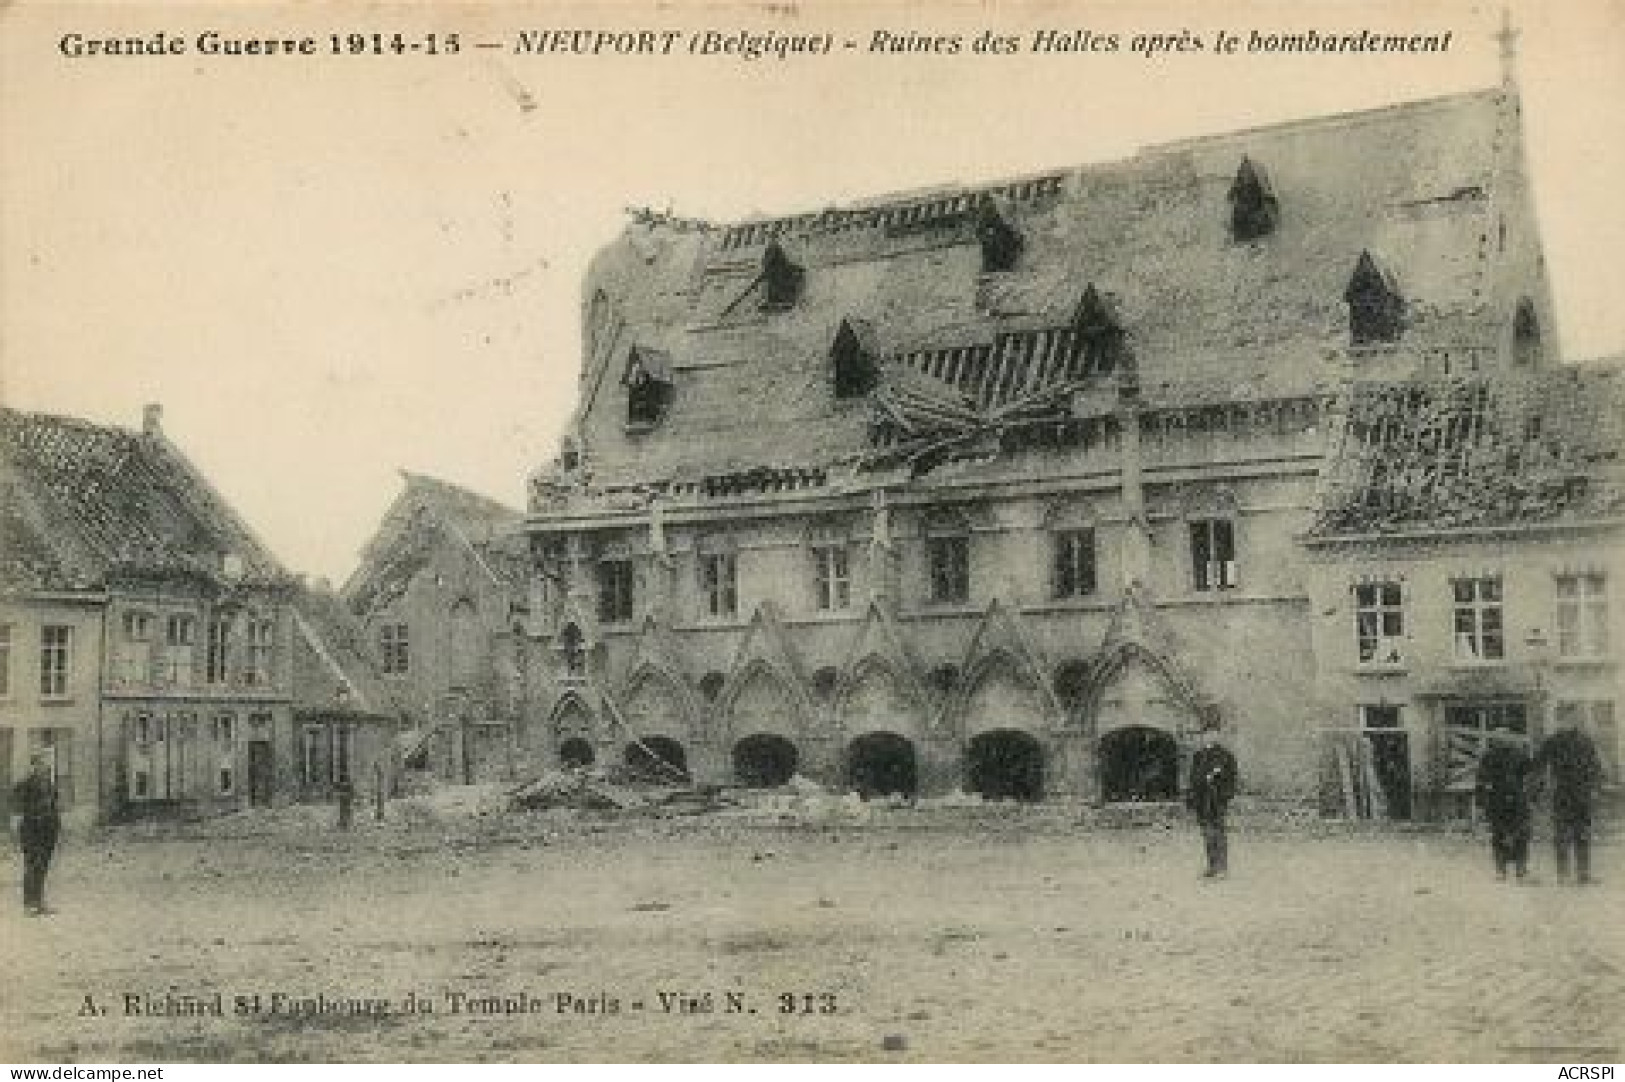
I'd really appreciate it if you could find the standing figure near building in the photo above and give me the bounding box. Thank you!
[12,755,61,916]
[1187,724,1238,879]
[1474,730,1534,880]
[1533,720,1604,884]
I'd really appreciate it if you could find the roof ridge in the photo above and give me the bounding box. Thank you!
[642,86,1500,234]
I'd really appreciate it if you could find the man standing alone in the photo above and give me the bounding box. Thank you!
[13,755,61,916]
[1474,730,1533,880]
[1533,719,1604,884]
[1187,723,1238,879]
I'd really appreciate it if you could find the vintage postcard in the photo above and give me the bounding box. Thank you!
[1,0,1622,1065]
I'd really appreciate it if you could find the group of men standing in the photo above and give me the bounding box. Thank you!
[1474,720,1606,883]
[1186,718,1606,884]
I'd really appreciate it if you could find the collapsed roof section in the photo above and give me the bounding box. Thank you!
[568,86,1544,493]
[1313,365,1625,535]
[342,471,525,620]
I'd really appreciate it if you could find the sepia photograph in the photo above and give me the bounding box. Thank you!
[1,0,1622,1065]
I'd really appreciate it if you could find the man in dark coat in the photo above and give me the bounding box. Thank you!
[1474,731,1533,880]
[1186,725,1238,878]
[13,755,62,916]
[1533,721,1604,884]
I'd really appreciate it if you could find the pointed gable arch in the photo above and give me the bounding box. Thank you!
[549,690,598,741]
[1227,156,1279,242]
[1082,584,1215,736]
[834,600,933,736]
[760,239,805,310]
[949,599,1065,738]
[1512,297,1542,366]
[622,344,674,429]
[832,317,880,399]
[617,614,702,739]
[715,602,817,740]
[1344,250,1405,346]
[974,197,1022,272]
[1072,284,1125,376]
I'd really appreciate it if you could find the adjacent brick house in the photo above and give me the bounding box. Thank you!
[518,74,1616,814]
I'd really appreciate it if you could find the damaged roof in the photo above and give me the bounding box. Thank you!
[291,583,393,718]
[0,407,289,593]
[577,87,1526,486]
[1313,365,1625,536]
[343,471,525,615]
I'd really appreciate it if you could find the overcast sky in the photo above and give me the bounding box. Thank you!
[3,0,1622,584]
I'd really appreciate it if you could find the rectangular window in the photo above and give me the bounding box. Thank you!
[161,614,195,686]
[1189,519,1237,591]
[1556,573,1608,658]
[927,535,970,605]
[301,725,323,787]
[39,625,72,698]
[205,618,232,685]
[1052,528,1097,599]
[1452,577,1504,660]
[1443,701,1527,790]
[379,623,410,675]
[243,618,274,687]
[330,725,354,786]
[1354,582,1405,664]
[596,559,635,624]
[0,623,10,697]
[130,713,154,800]
[212,713,236,795]
[812,544,851,611]
[113,611,153,687]
[700,552,739,619]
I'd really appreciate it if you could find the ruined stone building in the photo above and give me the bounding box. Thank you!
[342,472,528,784]
[517,68,1621,816]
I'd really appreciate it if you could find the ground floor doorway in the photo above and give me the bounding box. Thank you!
[966,729,1044,801]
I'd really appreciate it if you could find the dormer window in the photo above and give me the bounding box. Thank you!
[1344,251,1405,346]
[975,198,1022,273]
[1073,284,1124,375]
[760,240,804,310]
[1513,298,1542,366]
[1228,157,1278,242]
[622,345,673,429]
[832,317,879,399]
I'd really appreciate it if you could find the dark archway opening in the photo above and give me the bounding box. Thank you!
[623,736,689,783]
[559,737,595,768]
[1099,726,1180,803]
[847,732,918,799]
[966,729,1044,801]
[732,733,799,788]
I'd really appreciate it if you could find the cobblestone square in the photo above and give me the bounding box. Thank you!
[2,811,1619,1063]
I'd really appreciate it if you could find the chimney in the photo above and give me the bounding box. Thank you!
[142,403,163,436]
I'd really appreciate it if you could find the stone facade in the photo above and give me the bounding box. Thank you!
[341,473,527,784]
[516,80,1611,815]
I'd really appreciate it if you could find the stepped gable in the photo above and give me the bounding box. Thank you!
[0,406,288,591]
[576,88,1513,487]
